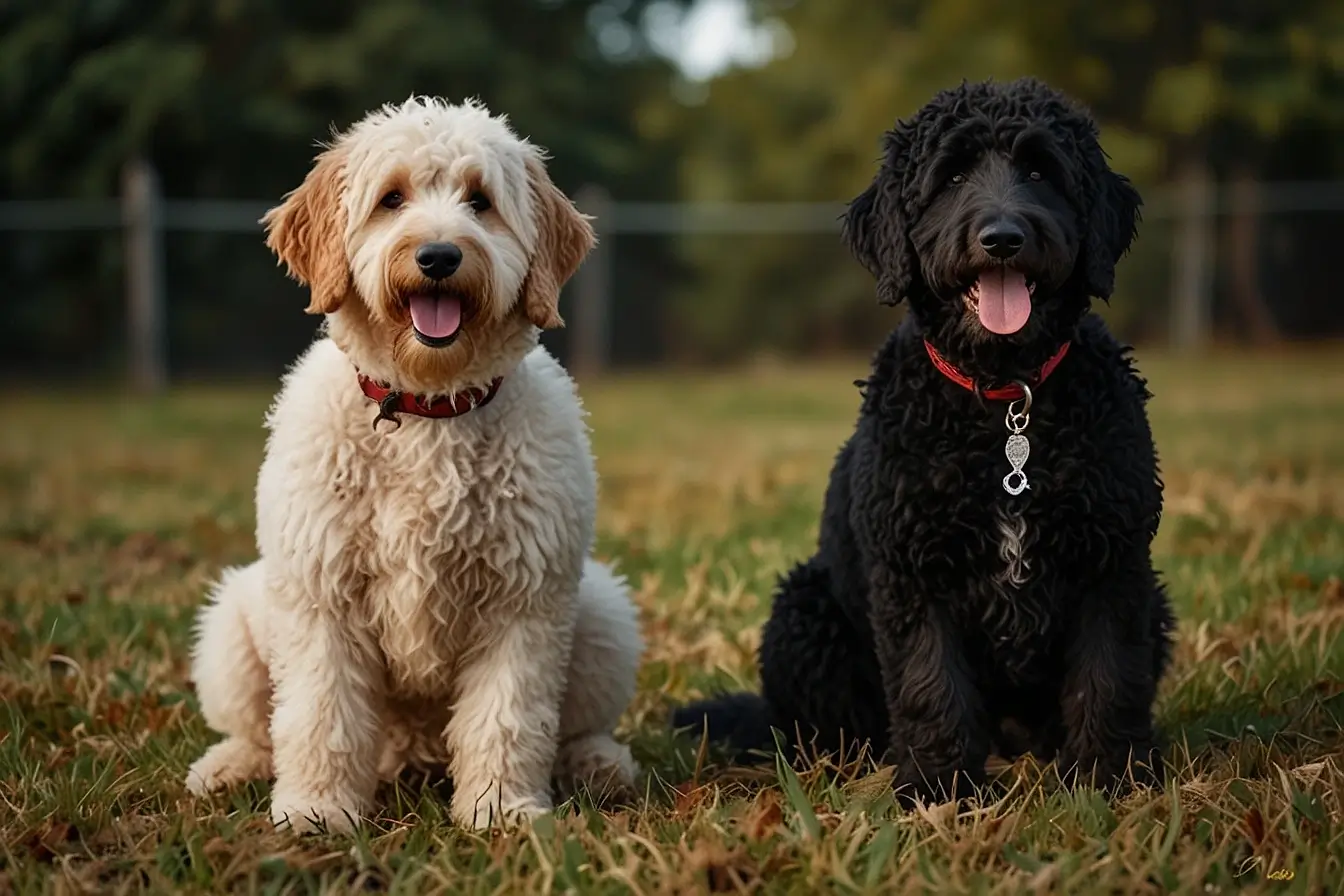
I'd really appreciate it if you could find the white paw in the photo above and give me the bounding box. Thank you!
[554,735,639,805]
[185,738,272,796]
[185,760,218,797]
[452,791,553,831]
[270,793,362,835]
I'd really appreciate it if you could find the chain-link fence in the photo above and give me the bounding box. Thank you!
[3,165,1342,390]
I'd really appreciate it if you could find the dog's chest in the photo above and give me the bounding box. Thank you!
[893,401,1119,576]
[949,502,1054,664]
[992,506,1032,590]
[887,420,1080,656]
[353,431,582,698]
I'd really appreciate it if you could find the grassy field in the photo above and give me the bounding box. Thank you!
[2,347,1344,894]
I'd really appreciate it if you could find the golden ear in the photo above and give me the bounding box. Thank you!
[262,146,352,315]
[520,155,596,330]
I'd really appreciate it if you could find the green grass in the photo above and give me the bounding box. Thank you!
[2,346,1343,894]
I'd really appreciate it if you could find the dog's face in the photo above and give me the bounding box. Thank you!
[844,79,1141,365]
[910,137,1082,340]
[263,97,594,393]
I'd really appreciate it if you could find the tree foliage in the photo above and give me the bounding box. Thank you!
[4,0,1344,369]
[659,0,1344,356]
[0,0,690,198]
[0,0,689,373]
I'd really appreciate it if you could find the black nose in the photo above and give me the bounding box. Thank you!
[978,222,1025,259]
[415,242,463,280]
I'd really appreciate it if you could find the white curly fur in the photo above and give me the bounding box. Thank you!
[184,97,643,834]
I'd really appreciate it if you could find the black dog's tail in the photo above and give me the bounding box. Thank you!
[670,691,782,762]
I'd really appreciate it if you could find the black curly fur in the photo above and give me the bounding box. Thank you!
[673,78,1174,804]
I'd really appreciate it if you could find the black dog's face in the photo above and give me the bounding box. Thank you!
[909,134,1080,342]
[843,79,1142,375]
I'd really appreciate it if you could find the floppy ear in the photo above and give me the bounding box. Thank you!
[1082,169,1142,301]
[842,126,917,306]
[261,145,352,315]
[842,179,884,279]
[519,155,596,330]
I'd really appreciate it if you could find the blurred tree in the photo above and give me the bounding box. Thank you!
[658,0,1344,357]
[1003,0,1344,343]
[0,0,690,374]
[5,0,1344,370]
[0,0,689,197]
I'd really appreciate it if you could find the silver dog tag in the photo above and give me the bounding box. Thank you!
[1002,384,1032,496]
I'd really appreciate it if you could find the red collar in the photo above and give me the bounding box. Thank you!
[357,372,503,430]
[923,340,1070,401]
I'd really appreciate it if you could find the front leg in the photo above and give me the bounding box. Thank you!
[446,606,575,830]
[871,567,991,805]
[268,593,386,834]
[1057,574,1165,792]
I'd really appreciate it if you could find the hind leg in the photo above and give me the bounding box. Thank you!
[759,559,887,762]
[552,560,643,805]
[185,562,274,795]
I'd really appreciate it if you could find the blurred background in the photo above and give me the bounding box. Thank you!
[3,0,1344,386]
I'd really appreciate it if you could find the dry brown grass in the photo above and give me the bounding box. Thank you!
[2,346,1343,893]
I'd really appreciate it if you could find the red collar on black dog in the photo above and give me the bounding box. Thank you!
[924,340,1070,401]
[357,372,503,430]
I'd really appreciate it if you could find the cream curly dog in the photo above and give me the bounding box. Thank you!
[184,97,643,833]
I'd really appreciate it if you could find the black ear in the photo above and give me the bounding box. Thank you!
[843,127,918,307]
[842,178,885,283]
[1083,170,1142,301]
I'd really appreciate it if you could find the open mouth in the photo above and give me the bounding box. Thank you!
[408,292,465,348]
[962,266,1037,335]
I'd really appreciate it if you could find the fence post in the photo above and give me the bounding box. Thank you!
[1224,168,1279,345]
[1169,160,1215,350]
[572,184,613,378]
[122,157,167,393]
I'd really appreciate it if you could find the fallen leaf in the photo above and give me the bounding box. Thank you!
[1243,807,1265,848]
[1287,572,1314,591]
[914,798,958,834]
[843,765,895,801]
[742,789,783,840]
[1291,762,1327,784]
[21,820,77,863]
[671,782,712,818]
[1322,576,1342,603]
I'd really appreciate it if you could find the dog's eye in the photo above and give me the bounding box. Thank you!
[950,174,966,186]
[1028,171,1043,182]
[468,191,492,213]
[380,191,405,210]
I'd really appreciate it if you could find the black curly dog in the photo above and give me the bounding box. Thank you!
[673,78,1174,803]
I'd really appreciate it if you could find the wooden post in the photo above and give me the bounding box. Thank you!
[1169,158,1215,350]
[122,158,167,393]
[1223,166,1279,345]
[572,184,613,378]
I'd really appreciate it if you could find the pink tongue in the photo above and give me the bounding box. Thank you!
[409,294,462,339]
[975,268,1031,335]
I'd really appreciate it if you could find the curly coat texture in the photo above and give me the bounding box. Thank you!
[184,98,643,833]
[673,78,1174,803]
